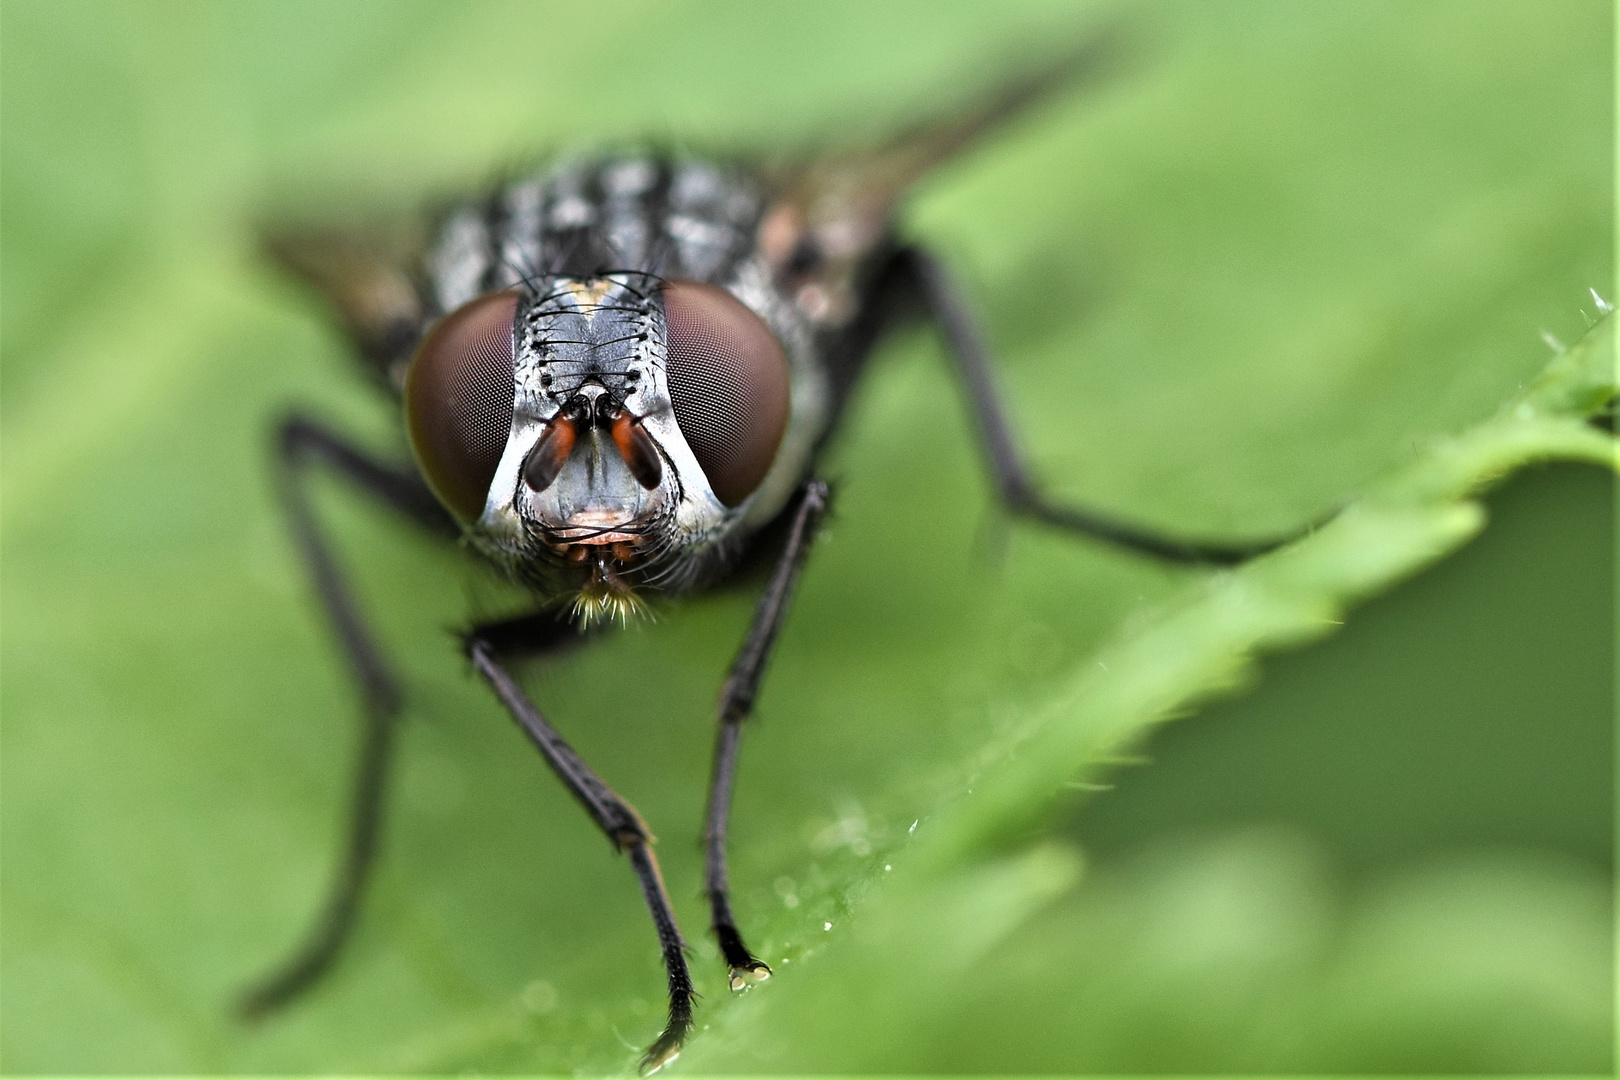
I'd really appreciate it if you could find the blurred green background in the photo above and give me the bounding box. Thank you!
[1,0,1612,1074]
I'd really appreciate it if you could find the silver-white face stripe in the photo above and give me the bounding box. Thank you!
[477,277,730,555]
[474,263,826,566]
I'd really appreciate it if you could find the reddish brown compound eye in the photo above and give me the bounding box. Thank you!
[405,291,520,520]
[661,280,790,507]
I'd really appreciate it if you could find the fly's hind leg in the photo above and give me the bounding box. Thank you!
[238,413,459,1019]
[703,480,830,990]
[892,245,1322,565]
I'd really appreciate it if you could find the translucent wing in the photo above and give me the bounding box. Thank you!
[752,21,1133,322]
[261,219,429,393]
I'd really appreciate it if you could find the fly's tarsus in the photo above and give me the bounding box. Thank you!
[640,1022,690,1075]
[628,842,697,1072]
[1017,495,1321,566]
[716,923,773,990]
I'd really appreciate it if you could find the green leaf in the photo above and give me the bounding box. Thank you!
[1,1,1611,1074]
[677,316,1615,1073]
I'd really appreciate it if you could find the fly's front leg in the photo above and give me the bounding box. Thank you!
[894,246,1314,565]
[240,414,460,1019]
[703,480,831,990]
[463,618,693,1074]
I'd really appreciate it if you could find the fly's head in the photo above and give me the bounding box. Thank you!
[404,272,794,623]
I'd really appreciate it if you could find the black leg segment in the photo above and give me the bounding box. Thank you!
[702,479,831,990]
[239,414,461,1019]
[237,678,397,1020]
[893,245,1319,565]
[464,619,694,1073]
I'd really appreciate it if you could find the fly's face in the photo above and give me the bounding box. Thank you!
[269,149,949,619]
[405,270,795,621]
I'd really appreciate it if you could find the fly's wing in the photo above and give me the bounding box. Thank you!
[751,21,1133,326]
[261,219,429,394]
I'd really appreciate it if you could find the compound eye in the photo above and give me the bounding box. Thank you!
[405,291,520,520]
[662,280,790,507]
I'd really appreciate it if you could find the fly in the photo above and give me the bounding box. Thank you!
[239,33,1306,1072]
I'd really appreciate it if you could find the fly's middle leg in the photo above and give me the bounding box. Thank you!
[890,245,1327,565]
[239,413,461,1019]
